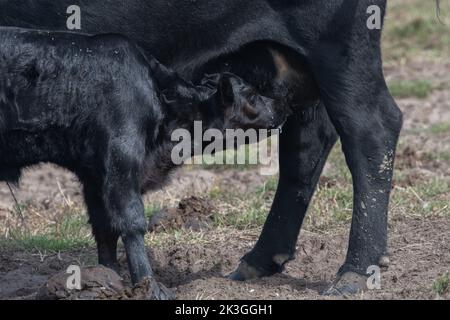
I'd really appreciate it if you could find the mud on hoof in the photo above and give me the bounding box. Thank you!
[322,272,369,296]
[130,277,175,300]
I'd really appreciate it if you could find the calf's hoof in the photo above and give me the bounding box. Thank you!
[133,277,175,300]
[322,272,368,296]
[149,280,175,300]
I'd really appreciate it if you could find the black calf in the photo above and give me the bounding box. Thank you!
[0,27,288,299]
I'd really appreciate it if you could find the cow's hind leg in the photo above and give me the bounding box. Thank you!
[230,102,338,280]
[309,37,402,295]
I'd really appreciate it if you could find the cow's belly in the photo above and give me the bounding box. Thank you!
[0,0,303,77]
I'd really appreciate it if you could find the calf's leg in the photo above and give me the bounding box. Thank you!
[83,184,120,271]
[95,143,173,299]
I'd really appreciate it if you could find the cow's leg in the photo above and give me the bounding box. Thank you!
[230,102,338,280]
[309,40,403,295]
[99,143,174,300]
[83,184,120,271]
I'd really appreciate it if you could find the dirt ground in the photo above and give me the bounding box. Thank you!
[1,214,449,300]
[0,77,448,300]
[0,2,449,300]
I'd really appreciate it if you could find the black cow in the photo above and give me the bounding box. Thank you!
[0,0,404,295]
[0,26,294,299]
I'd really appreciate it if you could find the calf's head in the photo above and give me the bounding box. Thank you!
[214,73,289,130]
[161,72,289,132]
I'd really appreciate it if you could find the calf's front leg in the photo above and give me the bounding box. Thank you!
[100,143,174,300]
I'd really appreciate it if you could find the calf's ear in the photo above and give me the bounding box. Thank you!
[161,89,178,106]
[149,57,190,91]
[201,73,221,89]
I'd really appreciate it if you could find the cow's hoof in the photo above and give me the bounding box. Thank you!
[322,272,368,296]
[228,261,265,281]
[133,278,175,300]
[379,255,390,269]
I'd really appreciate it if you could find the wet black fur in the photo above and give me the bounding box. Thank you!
[0,27,285,293]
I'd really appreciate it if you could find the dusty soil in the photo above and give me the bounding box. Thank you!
[0,214,448,300]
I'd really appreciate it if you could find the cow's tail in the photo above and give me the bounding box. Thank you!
[436,0,444,24]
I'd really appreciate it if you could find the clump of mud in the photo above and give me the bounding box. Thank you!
[36,266,172,300]
[37,266,124,300]
[148,196,214,233]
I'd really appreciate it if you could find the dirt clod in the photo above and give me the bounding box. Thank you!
[148,196,214,233]
[36,266,124,300]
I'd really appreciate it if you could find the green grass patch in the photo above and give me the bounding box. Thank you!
[383,0,450,61]
[388,80,434,99]
[145,204,162,218]
[208,186,237,201]
[428,122,450,135]
[212,178,277,230]
[326,142,352,181]
[417,176,450,198]
[422,151,450,164]
[255,176,278,197]
[390,18,441,45]
[214,199,268,230]
[391,176,450,217]
[307,182,353,231]
[8,234,90,252]
[433,272,449,296]
[6,214,92,252]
